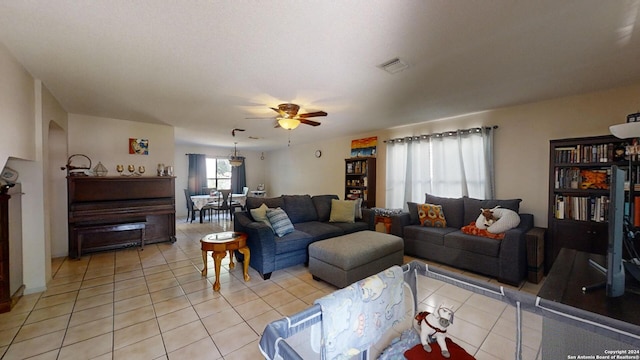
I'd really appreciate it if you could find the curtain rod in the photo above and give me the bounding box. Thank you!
[384,125,498,144]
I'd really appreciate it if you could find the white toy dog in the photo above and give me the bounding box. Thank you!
[415,304,455,358]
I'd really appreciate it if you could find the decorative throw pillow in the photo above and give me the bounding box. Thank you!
[329,199,356,223]
[250,203,273,231]
[352,198,363,219]
[461,222,505,240]
[266,207,294,237]
[418,203,447,228]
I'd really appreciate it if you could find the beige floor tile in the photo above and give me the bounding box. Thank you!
[0,326,20,347]
[275,298,308,317]
[262,290,297,308]
[211,322,259,356]
[161,320,209,353]
[76,283,114,300]
[167,336,221,360]
[114,269,144,282]
[114,304,156,331]
[447,317,491,348]
[201,308,244,335]
[147,278,180,293]
[114,276,147,291]
[114,318,160,350]
[33,291,77,310]
[246,309,283,335]
[24,302,74,325]
[249,281,283,298]
[63,316,113,346]
[455,303,501,330]
[68,303,113,328]
[150,286,185,303]
[222,287,259,306]
[14,314,70,342]
[2,330,65,360]
[114,293,152,314]
[23,348,60,360]
[186,287,219,306]
[153,295,191,317]
[58,332,112,360]
[113,334,165,360]
[157,307,199,333]
[233,298,273,321]
[81,275,115,290]
[0,312,28,331]
[42,282,82,298]
[114,282,149,302]
[73,292,114,312]
[180,278,210,294]
[9,294,39,314]
[223,339,263,360]
[192,296,232,318]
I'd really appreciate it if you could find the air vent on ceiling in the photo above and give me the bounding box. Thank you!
[378,57,409,74]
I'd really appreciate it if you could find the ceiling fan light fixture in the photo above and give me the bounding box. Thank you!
[278,117,301,130]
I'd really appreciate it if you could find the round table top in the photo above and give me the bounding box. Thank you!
[200,231,246,244]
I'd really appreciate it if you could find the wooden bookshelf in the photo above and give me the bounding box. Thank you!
[345,157,376,208]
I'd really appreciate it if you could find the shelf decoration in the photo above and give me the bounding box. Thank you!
[350,136,377,157]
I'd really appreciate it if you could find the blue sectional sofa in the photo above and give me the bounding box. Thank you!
[390,194,534,285]
[233,194,374,279]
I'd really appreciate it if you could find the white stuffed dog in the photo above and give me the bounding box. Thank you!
[415,304,455,358]
[476,206,521,234]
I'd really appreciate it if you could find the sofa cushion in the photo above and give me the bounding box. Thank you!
[418,203,447,228]
[404,225,457,246]
[330,199,356,223]
[425,194,465,229]
[312,195,340,222]
[266,207,295,237]
[462,197,522,226]
[328,220,369,234]
[250,203,273,231]
[283,195,318,224]
[293,221,344,241]
[246,196,285,212]
[274,230,316,254]
[444,230,501,257]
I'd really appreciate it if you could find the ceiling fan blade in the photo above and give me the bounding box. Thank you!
[270,107,286,117]
[300,119,321,126]
[297,111,327,118]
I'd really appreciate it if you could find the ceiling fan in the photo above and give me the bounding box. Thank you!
[249,103,327,130]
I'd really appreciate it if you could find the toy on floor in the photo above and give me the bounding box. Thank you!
[415,304,455,359]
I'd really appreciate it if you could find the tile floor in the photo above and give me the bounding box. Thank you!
[0,218,544,360]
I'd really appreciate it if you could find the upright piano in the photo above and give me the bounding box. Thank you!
[67,176,176,258]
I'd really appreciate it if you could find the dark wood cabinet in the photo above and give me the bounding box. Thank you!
[68,176,176,258]
[547,135,627,270]
[0,191,10,312]
[345,157,376,208]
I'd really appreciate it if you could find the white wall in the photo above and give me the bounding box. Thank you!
[267,83,640,228]
[173,144,267,217]
[0,42,35,165]
[68,114,175,176]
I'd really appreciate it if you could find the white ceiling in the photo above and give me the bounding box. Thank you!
[1,1,640,150]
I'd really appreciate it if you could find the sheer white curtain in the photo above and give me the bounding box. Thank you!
[385,127,495,209]
[386,136,431,210]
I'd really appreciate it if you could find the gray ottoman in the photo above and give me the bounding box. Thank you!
[308,230,404,288]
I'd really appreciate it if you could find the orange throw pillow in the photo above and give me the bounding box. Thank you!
[461,222,505,240]
[418,203,447,228]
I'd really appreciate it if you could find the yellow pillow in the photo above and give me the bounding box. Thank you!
[250,203,273,230]
[329,199,356,223]
[418,203,447,227]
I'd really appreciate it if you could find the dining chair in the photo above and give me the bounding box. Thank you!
[210,189,231,219]
[183,189,196,223]
[229,192,243,219]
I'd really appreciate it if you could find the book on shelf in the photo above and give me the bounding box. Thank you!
[554,194,609,222]
[554,143,617,164]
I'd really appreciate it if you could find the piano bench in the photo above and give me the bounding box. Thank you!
[76,222,146,258]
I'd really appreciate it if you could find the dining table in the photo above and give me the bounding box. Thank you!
[190,193,247,223]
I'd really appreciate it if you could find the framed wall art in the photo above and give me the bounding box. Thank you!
[350,136,377,157]
[129,138,149,155]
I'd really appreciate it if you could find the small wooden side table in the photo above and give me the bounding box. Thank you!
[374,215,393,234]
[200,231,250,291]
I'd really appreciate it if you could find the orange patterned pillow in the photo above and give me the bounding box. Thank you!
[418,203,447,227]
[461,222,505,240]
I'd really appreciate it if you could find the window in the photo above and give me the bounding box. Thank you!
[206,158,232,190]
[385,127,495,210]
